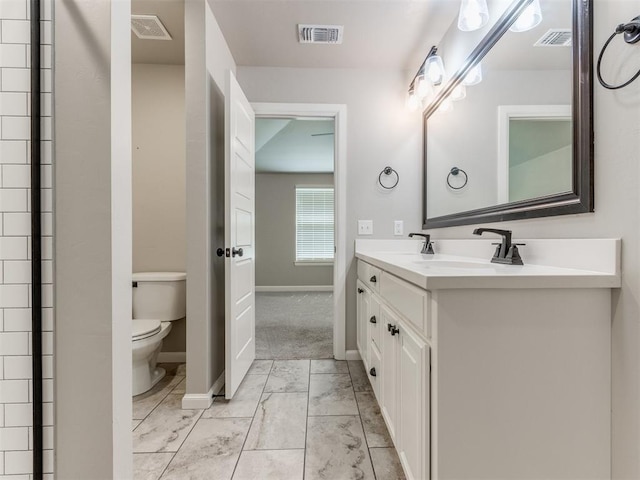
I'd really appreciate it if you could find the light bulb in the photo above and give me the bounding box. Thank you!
[425,55,445,86]
[416,75,432,99]
[437,97,453,113]
[509,0,543,32]
[462,62,483,86]
[457,0,489,32]
[451,84,467,101]
[406,90,420,112]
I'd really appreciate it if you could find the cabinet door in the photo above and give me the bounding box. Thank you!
[380,304,400,442]
[398,325,429,480]
[369,341,382,401]
[369,294,381,353]
[356,280,370,368]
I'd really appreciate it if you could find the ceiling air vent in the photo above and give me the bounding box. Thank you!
[298,24,344,44]
[534,29,572,47]
[131,15,172,41]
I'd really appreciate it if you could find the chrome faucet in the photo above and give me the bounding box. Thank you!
[472,228,524,265]
[408,233,435,254]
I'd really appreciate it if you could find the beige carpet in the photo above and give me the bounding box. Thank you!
[256,292,333,359]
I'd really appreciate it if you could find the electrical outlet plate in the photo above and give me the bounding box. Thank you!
[358,220,373,235]
[394,220,403,236]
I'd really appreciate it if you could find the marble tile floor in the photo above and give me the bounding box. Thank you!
[132,359,406,480]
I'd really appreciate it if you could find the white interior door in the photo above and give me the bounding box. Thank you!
[225,71,256,399]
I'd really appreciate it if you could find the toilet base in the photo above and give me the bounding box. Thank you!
[132,322,172,396]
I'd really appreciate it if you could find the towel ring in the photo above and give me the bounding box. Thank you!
[447,167,468,190]
[378,166,399,190]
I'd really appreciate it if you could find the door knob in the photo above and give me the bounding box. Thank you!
[232,247,244,257]
[216,248,225,257]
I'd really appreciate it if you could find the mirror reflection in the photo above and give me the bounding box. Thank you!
[425,0,574,220]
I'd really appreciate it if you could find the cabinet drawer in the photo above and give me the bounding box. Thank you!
[368,341,382,401]
[380,271,431,339]
[369,295,381,352]
[358,261,381,293]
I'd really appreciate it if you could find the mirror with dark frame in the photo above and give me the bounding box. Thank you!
[423,0,592,229]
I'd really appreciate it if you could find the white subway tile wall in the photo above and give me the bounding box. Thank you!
[1,0,54,477]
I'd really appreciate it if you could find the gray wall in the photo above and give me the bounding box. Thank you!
[132,63,186,273]
[256,173,334,287]
[132,63,186,353]
[184,0,235,397]
[54,0,132,477]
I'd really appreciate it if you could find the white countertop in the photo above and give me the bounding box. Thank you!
[355,239,622,290]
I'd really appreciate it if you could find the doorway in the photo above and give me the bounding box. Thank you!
[253,103,347,361]
[255,117,335,359]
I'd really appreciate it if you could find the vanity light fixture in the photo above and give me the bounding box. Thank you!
[451,84,467,101]
[437,97,453,113]
[457,0,490,32]
[406,87,421,112]
[424,53,446,85]
[407,46,445,111]
[416,74,433,100]
[462,62,483,86]
[509,0,543,32]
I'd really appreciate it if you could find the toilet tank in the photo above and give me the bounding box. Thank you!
[132,272,186,321]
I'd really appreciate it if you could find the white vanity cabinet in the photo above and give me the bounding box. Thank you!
[358,265,430,480]
[356,251,615,480]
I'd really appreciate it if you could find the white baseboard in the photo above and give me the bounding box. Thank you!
[255,285,333,292]
[345,350,361,361]
[158,351,186,363]
[181,370,225,410]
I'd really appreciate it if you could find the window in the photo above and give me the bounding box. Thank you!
[295,186,334,263]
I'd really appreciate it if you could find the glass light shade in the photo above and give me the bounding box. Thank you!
[462,62,483,86]
[457,0,490,32]
[415,75,432,99]
[509,0,543,32]
[437,97,453,113]
[424,55,445,86]
[406,90,420,111]
[451,84,467,101]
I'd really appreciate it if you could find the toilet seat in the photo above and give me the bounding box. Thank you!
[132,319,161,341]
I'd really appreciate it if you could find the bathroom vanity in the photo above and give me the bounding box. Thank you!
[355,238,620,480]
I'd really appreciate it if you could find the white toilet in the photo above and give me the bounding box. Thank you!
[132,271,186,396]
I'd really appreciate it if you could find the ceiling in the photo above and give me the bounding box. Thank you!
[132,0,185,65]
[256,118,335,173]
[209,0,460,70]
[131,0,461,70]
[129,0,572,73]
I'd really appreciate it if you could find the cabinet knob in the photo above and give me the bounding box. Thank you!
[357,288,364,294]
[369,315,377,324]
[389,325,400,336]
[370,275,377,283]
[369,367,377,377]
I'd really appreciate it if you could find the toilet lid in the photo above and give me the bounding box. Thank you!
[132,319,161,341]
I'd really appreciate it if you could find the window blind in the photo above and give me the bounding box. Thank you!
[295,187,335,262]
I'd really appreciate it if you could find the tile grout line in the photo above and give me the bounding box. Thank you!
[303,358,312,480]
[133,374,185,424]
[228,361,273,479]
[353,388,379,480]
[155,450,178,480]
